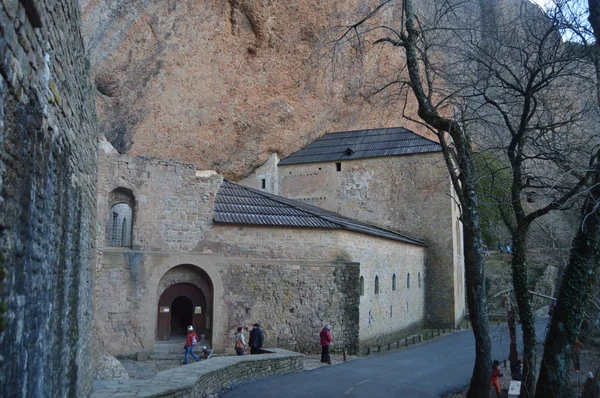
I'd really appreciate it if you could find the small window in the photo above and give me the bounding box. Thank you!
[407,273,411,289]
[261,179,266,189]
[392,274,396,291]
[390,305,393,318]
[336,162,342,172]
[108,203,132,247]
[418,272,421,288]
[374,275,380,294]
[360,276,364,296]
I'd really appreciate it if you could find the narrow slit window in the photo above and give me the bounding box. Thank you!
[374,276,379,294]
[261,179,266,189]
[360,276,364,296]
[336,162,341,172]
[392,274,396,291]
[407,273,411,289]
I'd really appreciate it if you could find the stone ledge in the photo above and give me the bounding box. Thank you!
[92,348,304,398]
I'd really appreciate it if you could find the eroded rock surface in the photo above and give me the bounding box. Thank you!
[81,0,423,178]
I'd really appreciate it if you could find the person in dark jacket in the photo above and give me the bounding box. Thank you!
[582,372,600,398]
[249,323,265,354]
[320,324,332,363]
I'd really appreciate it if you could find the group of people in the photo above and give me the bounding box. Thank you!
[233,323,265,355]
[183,323,266,364]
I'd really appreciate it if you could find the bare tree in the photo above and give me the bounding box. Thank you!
[320,0,599,396]
[534,0,600,396]
[321,0,493,395]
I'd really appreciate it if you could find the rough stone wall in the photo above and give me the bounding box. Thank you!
[0,0,97,396]
[95,153,425,356]
[91,349,303,398]
[278,153,465,327]
[204,225,426,350]
[95,152,223,353]
[220,259,360,354]
[96,151,223,253]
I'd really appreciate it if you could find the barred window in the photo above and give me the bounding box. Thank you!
[108,203,132,247]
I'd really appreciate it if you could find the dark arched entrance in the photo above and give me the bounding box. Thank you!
[170,296,193,336]
[157,283,206,340]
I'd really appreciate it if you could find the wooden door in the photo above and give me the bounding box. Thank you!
[157,283,207,341]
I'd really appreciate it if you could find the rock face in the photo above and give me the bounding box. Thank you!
[0,0,97,396]
[81,0,426,178]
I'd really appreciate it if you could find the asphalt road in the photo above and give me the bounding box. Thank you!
[222,316,549,398]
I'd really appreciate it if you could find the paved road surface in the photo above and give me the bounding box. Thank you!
[223,316,548,398]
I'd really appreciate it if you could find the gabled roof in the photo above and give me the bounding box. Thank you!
[278,127,441,165]
[214,180,424,246]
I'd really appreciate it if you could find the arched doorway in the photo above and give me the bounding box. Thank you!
[157,283,207,340]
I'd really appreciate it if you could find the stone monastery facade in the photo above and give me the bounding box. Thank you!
[95,127,465,356]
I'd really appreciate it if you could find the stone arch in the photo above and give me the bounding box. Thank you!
[107,187,135,247]
[156,264,214,341]
[146,254,225,350]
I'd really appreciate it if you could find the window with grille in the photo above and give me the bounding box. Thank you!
[108,203,132,247]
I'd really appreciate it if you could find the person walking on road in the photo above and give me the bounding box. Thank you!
[320,324,332,364]
[249,323,265,354]
[183,325,200,364]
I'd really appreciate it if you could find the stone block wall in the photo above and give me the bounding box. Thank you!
[219,259,360,354]
[91,349,303,398]
[278,153,465,327]
[205,225,425,351]
[0,0,97,396]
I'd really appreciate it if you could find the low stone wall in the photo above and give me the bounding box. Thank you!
[92,349,303,398]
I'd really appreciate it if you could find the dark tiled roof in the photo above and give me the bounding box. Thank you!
[279,127,441,165]
[214,180,424,246]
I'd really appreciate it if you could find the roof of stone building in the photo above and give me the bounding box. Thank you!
[278,127,441,165]
[214,180,425,246]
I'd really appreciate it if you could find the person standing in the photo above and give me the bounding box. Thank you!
[234,326,246,356]
[582,372,599,398]
[249,323,265,354]
[491,360,503,398]
[320,324,332,364]
[183,325,200,364]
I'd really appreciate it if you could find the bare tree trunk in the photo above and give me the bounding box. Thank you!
[511,226,537,396]
[534,165,600,398]
[463,222,493,398]
[402,1,492,393]
[508,304,518,369]
[534,3,600,396]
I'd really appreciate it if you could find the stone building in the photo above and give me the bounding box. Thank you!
[242,127,466,327]
[0,0,97,396]
[95,135,431,356]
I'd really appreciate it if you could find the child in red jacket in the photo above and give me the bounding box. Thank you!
[183,325,200,364]
[491,360,503,398]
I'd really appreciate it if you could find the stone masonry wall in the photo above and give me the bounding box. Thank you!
[204,225,426,351]
[95,153,425,357]
[91,349,303,398]
[220,259,360,354]
[0,0,97,396]
[278,153,465,327]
